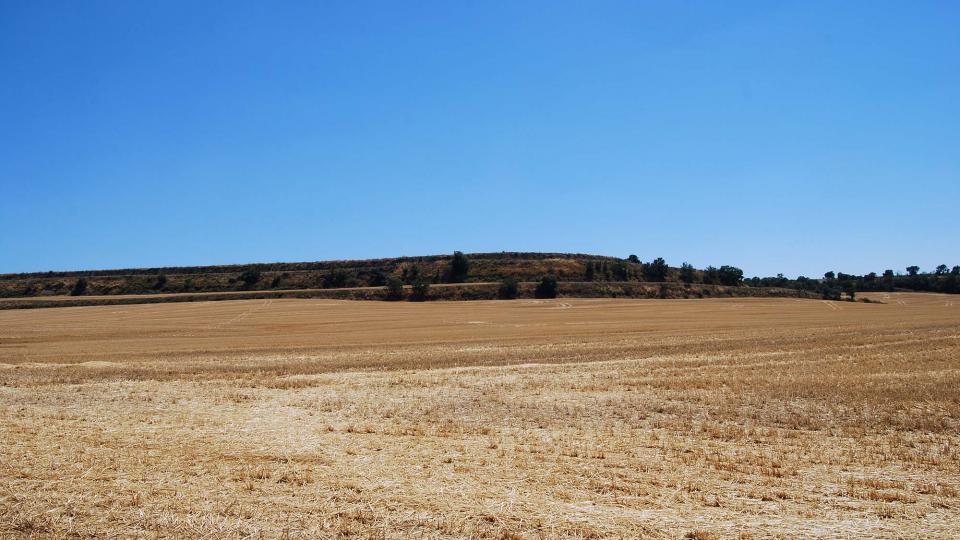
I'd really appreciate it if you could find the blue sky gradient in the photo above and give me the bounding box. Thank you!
[2,1,958,277]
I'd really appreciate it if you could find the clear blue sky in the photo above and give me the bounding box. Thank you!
[2,1,958,277]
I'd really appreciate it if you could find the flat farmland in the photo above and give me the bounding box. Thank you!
[1,294,958,538]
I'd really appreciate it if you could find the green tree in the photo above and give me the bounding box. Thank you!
[449,251,470,283]
[70,277,88,296]
[843,282,857,301]
[703,266,720,285]
[679,263,695,284]
[584,261,595,281]
[498,277,519,299]
[611,260,630,281]
[643,257,668,281]
[627,254,640,264]
[385,277,404,300]
[952,266,960,275]
[534,275,558,299]
[935,264,948,275]
[717,265,744,286]
[823,271,835,281]
[906,266,920,276]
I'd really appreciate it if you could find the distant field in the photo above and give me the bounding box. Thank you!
[1,293,958,538]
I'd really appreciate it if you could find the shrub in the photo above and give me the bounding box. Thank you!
[534,275,558,299]
[385,277,404,300]
[680,263,696,284]
[498,277,519,299]
[410,278,430,301]
[239,269,261,287]
[70,278,88,296]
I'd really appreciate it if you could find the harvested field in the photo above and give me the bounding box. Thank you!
[1,293,958,538]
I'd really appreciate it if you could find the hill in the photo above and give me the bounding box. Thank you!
[4,251,953,307]
[0,252,690,298]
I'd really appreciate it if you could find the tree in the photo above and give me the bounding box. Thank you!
[906,266,920,276]
[498,277,519,299]
[703,266,720,285]
[584,261,595,281]
[627,254,640,264]
[823,271,835,281]
[239,269,261,287]
[70,278,87,296]
[449,251,470,283]
[534,275,558,299]
[935,264,948,275]
[611,260,630,281]
[952,266,960,276]
[717,265,744,286]
[410,277,430,301]
[643,257,668,282]
[883,269,894,278]
[679,263,695,284]
[385,277,404,300]
[843,282,857,301]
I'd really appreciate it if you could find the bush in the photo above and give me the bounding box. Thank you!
[239,269,261,287]
[680,263,695,284]
[498,277,519,299]
[70,278,88,296]
[385,277,404,300]
[410,278,430,301]
[534,275,558,299]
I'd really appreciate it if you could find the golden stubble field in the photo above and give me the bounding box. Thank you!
[1,293,958,539]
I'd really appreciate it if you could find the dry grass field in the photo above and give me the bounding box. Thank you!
[1,293,958,538]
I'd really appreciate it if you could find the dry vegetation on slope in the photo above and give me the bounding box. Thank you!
[1,293,959,538]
